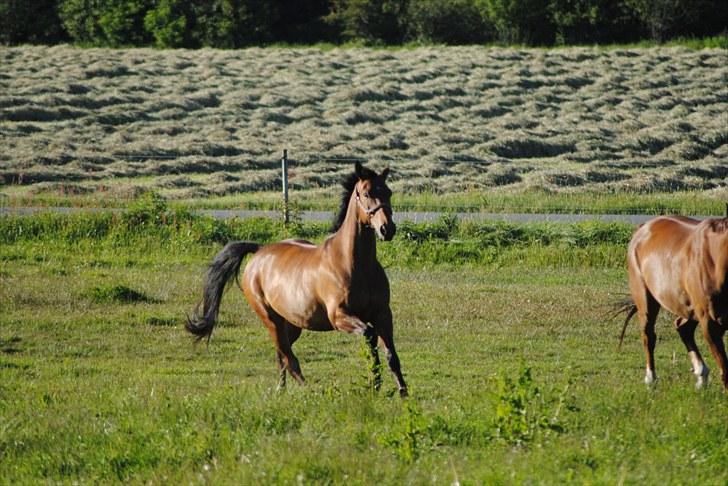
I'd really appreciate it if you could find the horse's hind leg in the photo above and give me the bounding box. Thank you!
[638,296,660,385]
[279,323,303,388]
[675,317,709,388]
[629,267,660,385]
[267,317,304,388]
[248,299,305,388]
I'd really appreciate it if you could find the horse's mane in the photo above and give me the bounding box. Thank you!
[331,164,378,232]
[708,217,728,233]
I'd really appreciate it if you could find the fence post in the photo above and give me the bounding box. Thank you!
[281,149,289,225]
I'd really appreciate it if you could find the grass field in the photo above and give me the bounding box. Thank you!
[1,45,727,213]
[2,42,727,484]
[2,206,728,484]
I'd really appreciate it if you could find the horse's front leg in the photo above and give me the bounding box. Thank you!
[330,305,369,335]
[373,307,408,398]
[702,319,728,389]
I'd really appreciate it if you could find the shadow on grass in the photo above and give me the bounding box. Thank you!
[86,284,159,304]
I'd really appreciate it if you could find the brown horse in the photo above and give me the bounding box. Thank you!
[186,163,408,397]
[620,214,728,389]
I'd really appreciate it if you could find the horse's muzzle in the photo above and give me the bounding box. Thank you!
[378,222,396,241]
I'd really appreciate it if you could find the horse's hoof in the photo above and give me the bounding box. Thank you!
[399,388,409,398]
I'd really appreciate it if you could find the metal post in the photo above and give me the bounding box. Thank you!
[281,149,289,224]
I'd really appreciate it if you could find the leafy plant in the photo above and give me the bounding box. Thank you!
[357,337,383,394]
[492,365,565,445]
[380,400,425,462]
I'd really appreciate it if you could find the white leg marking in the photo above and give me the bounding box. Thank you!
[644,368,656,385]
[689,351,709,389]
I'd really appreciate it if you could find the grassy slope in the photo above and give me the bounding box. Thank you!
[2,213,727,484]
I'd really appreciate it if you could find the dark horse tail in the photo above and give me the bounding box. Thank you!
[611,297,638,349]
[186,241,260,342]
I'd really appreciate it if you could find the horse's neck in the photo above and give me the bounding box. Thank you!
[331,196,377,273]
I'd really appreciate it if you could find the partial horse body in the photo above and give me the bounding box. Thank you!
[186,163,408,397]
[621,214,728,389]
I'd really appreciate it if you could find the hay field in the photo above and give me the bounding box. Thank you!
[1,45,727,202]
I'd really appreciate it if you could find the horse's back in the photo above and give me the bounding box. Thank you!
[628,216,702,317]
[630,215,699,251]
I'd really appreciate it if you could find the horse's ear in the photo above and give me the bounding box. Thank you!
[355,161,365,180]
[380,167,390,181]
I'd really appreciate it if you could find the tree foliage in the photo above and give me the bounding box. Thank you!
[2,0,726,47]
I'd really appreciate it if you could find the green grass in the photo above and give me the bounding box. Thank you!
[4,187,726,216]
[2,207,728,484]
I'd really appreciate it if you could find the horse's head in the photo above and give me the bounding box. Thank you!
[354,162,396,241]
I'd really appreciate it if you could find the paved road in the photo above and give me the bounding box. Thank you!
[2,206,707,225]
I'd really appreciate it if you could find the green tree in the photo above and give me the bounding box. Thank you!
[481,0,555,45]
[59,0,151,46]
[143,0,190,47]
[548,0,642,44]
[59,0,105,44]
[98,0,151,46]
[624,0,705,41]
[327,0,408,45]
[406,0,496,44]
[0,0,67,45]
[272,0,335,44]
[193,0,277,48]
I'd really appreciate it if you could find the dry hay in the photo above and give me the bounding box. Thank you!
[0,45,727,198]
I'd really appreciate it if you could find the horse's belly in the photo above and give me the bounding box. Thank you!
[299,305,334,331]
[646,276,692,318]
[269,293,333,331]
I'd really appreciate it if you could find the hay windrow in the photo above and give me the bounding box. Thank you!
[1,45,727,198]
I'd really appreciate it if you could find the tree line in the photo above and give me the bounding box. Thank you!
[1,0,726,48]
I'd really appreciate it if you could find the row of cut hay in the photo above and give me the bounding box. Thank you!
[1,46,726,199]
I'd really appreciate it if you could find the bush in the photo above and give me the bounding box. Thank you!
[405,0,496,44]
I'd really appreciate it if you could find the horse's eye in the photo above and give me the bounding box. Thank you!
[364,192,370,198]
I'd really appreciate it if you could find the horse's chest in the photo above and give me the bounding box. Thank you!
[346,279,384,319]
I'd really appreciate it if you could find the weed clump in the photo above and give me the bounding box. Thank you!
[492,366,566,445]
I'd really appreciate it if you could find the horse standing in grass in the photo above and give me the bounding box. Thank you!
[619,213,728,389]
[187,163,408,397]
